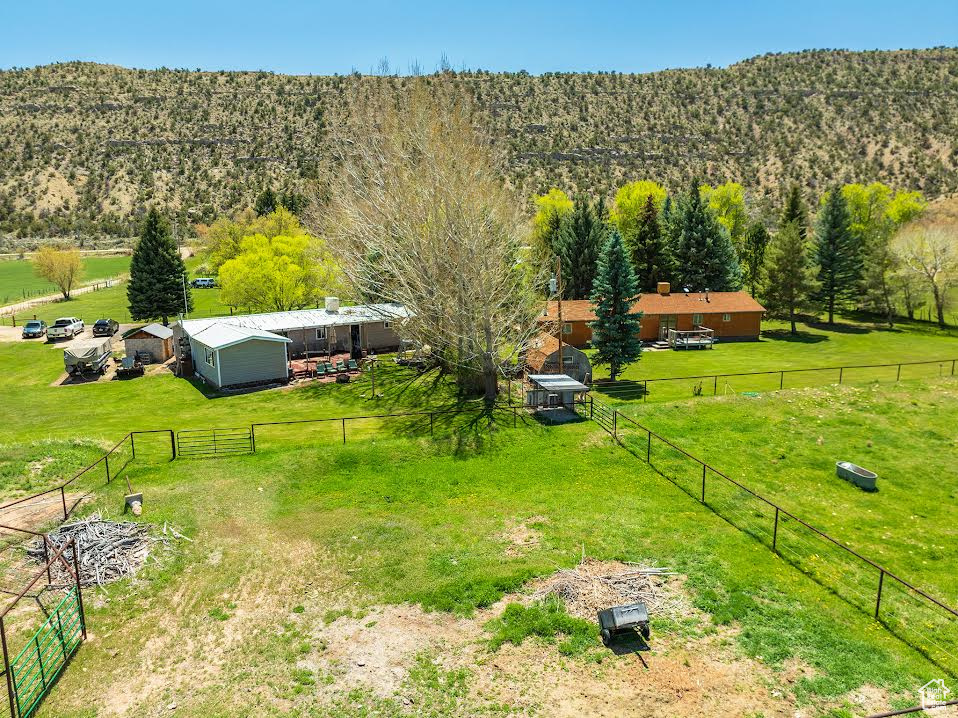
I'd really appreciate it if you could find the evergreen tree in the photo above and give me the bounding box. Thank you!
[127,208,192,325]
[254,187,278,216]
[630,193,672,291]
[278,187,308,215]
[672,180,742,291]
[781,185,809,240]
[741,219,771,297]
[589,230,643,381]
[762,221,817,334]
[555,196,605,299]
[813,188,861,324]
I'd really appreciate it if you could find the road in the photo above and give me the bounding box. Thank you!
[0,277,123,318]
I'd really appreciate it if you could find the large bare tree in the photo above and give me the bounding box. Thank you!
[893,225,956,328]
[313,80,546,402]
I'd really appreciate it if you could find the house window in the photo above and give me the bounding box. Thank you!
[722,313,732,322]
[562,323,572,335]
[562,355,574,365]
[692,313,703,325]
[383,321,392,329]
[205,349,215,367]
[316,327,327,340]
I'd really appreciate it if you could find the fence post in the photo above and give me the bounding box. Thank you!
[250,425,256,453]
[779,371,784,390]
[72,540,87,639]
[896,364,901,381]
[952,359,955,376]
[342,418,347,444]
[701,464,706,503]
[104,454,110,483]
[590,395,594,418]
[646,430,651,462]
[713,375,718,395]
[43,540,51,584]
[1,617,15,718]
[875,570,885,619]
[130,432,136,459]
[839,367,844,384]
[430,413,434,436]
[643,380,648,402]
[772,507,780,553]
[169,429,176,460]
[613,411,617,439]
[61,486,68,520]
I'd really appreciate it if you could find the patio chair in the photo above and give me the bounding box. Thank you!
[314,363,326,377]
[347,359,359,372]
[324,362,336,374]
[335,360,347,373]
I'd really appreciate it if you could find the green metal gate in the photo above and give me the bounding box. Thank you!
[9,587,84,718]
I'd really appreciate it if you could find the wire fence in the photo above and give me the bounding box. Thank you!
[587,395,958,677]
[593,358,958,403]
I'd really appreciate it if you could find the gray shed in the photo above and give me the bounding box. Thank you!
[123,323,174,364]
[187,323,291,389]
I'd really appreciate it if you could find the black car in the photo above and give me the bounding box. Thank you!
[21,320,47,339]
[92,318,120,337]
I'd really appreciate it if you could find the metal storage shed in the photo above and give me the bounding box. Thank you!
[187,323,292,389]
[525,374,590,408]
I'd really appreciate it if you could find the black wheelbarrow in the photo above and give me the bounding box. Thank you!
[597,602,650,646]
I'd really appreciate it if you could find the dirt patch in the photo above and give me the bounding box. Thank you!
[500,515,547,557]
[0,492,85,536]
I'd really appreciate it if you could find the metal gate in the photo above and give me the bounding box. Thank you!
[9,587,84,718]
[176,428,253,458]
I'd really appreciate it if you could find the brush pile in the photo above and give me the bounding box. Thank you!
[25,512,189,588]
[532,558,690,621]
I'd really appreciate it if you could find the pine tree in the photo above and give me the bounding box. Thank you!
[589,230,643,381]
[781,185,809,240]
[127,208,192,325]
[254,187,277,216]
[762,221,817,334]
[630,194,672,291]
[813,188,861,324]
[557,196,609,299]
[672,180,742,291]
[741,220,771,297]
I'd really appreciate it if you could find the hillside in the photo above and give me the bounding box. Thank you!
[1,48,957,241]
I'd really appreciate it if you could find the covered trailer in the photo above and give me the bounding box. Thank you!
[64,338,113,376]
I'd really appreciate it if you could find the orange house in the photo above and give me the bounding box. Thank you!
[538,283,766,346]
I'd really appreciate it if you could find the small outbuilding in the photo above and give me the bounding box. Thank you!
[187,323,292,390]
[123,323,174,364]
[525,374,591,409]
[525,333,592,384]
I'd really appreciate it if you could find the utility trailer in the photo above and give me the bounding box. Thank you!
[64,337,113,376]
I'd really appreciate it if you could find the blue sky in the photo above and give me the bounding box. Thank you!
[1,1,956,74]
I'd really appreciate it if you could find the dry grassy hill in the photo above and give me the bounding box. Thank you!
[1,47,957,241]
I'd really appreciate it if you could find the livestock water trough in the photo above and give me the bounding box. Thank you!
[836,461,878,491]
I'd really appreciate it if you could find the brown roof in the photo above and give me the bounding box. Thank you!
[540,291,765,323]
[525,332,561,371]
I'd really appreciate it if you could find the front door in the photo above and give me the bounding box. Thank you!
[350,325,362,359]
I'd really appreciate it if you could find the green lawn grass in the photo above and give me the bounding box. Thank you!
[0,256,131,305]
[591,315,958,404]
[35,421,945,717]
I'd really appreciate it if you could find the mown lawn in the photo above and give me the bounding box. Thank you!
[0,255,131,305]
[35,421,945,717]
[590,314,958,403]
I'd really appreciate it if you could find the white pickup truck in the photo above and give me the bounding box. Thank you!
[47,317,85,340]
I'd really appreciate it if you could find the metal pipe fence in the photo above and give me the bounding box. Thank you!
[587,395,958,677]
[592,358,958,403]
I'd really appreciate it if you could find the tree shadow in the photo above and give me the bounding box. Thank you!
[804,321,871,335]
[760,329,829,344]
[592,380,648,400]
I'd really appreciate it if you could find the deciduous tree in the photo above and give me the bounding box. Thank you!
[701,181,748,249]
[127,208,192,325]
[610,180,667,241]
[33,246,81,300]
[532,188,574,255]
[589,230,642,381]
[894,226,956,328]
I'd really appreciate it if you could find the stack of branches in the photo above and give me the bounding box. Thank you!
[533,558,688,621]
[25,513,189,588]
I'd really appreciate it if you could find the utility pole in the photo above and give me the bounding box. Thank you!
[555,255,563,372]
[181,273,189,319]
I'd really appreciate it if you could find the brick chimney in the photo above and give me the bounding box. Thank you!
[657,282,670,296]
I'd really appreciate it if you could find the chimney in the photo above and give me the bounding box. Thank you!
[657,281,670,296]
[325,296,340,313]
[705,288,710,303]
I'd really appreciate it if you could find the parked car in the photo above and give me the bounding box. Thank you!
[191,277,216,288]
[47,317,84,340]
[21,320,47,339]
[92,318,120,337]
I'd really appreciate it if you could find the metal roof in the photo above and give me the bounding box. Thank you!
[190,323,292,351]
[135,323,174,339]
[178,303,410,337]
[527,374,590,392]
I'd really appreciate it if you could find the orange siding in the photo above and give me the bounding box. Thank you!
[551,311,762,346]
